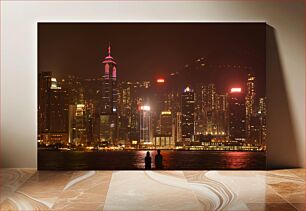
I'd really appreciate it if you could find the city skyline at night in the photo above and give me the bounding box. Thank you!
[38,23,266,94]
[38,23,267,170]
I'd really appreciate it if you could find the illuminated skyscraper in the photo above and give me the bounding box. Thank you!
[38,72,52,134]
[99,113,116,144]
[215,94,227,135]
[67,89,88,145]
[259,97,267,146]
[74,103,87,144]
[118,81,132,117]
[228,88,246,144]
[140,105,151,144]
[48,77,69,144]
[206,84,217,111]
[100,43,119,145]
[194,84,206,135]
[181,86,195,143]
[155,78,169,112]
[101,43,118,114]
[246,73,256,141]
[249,115,261,145]
[195,83,219,135]
[85,101,95,145]
[175,112,182,143]
[205,84,218,135]
[160,111,172,136]
[117,81,131,142]
[153,78,169,137]
[68,104,76,144]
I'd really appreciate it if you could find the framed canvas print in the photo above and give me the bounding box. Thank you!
[38,23,266,170]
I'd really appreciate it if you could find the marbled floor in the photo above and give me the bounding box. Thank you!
[0,169,304,211]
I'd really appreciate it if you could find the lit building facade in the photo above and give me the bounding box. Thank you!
[100,44,119,145]
[228,88,246,144]
[46,77,69,144]
[181,86,195,143]
[140,105,151,145]
[215,94,227,136]
[99,113,116,145]
[101,44,118,114]
[68,104,76,144]
[249,115,261,145]
[246,73,256,142]
[195,84,206,135]
[153,135,174,149]
[175,112,182,144]
[160,111,172,136]
[38,72,52,134]
[259,97,267,146]
[74,103,87,145]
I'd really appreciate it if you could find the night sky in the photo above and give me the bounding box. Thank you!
[38,23,266,94]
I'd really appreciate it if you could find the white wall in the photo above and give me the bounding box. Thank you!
[1,1,304,168]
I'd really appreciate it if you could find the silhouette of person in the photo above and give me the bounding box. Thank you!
[155,149,163,169]
[145,151,151,170]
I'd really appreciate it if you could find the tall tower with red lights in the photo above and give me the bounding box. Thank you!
[100,43,118,145]
[101,43,118,114]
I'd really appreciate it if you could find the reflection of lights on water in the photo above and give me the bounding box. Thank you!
[134,150,172,169]
[222,151,250,169]
[39,150,264,170]
[135,150,155,169]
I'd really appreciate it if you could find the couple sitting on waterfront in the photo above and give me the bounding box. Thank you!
[144,149,163,169]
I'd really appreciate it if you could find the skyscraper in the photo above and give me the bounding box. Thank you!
[181,86,195,143]
[48,77,69,144]
[117,81,131,143]
[194,84,206,135]
[101,43,118,114]
[140,105,151,145]
[249,115,261,145]
[154,78,168,112]
[100,43,119,145]
[175,112,182,144]
[215,94,227,135]
[195,83,219,135]
[259,97,267,146]
[160,111,172,136]
[68,104,76,144]
[100,113,115,144]
[228,87,246,144]
[74,103,87,145]
[38,72,52,134]
[246,73,256,141]
[205,84,217,111]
